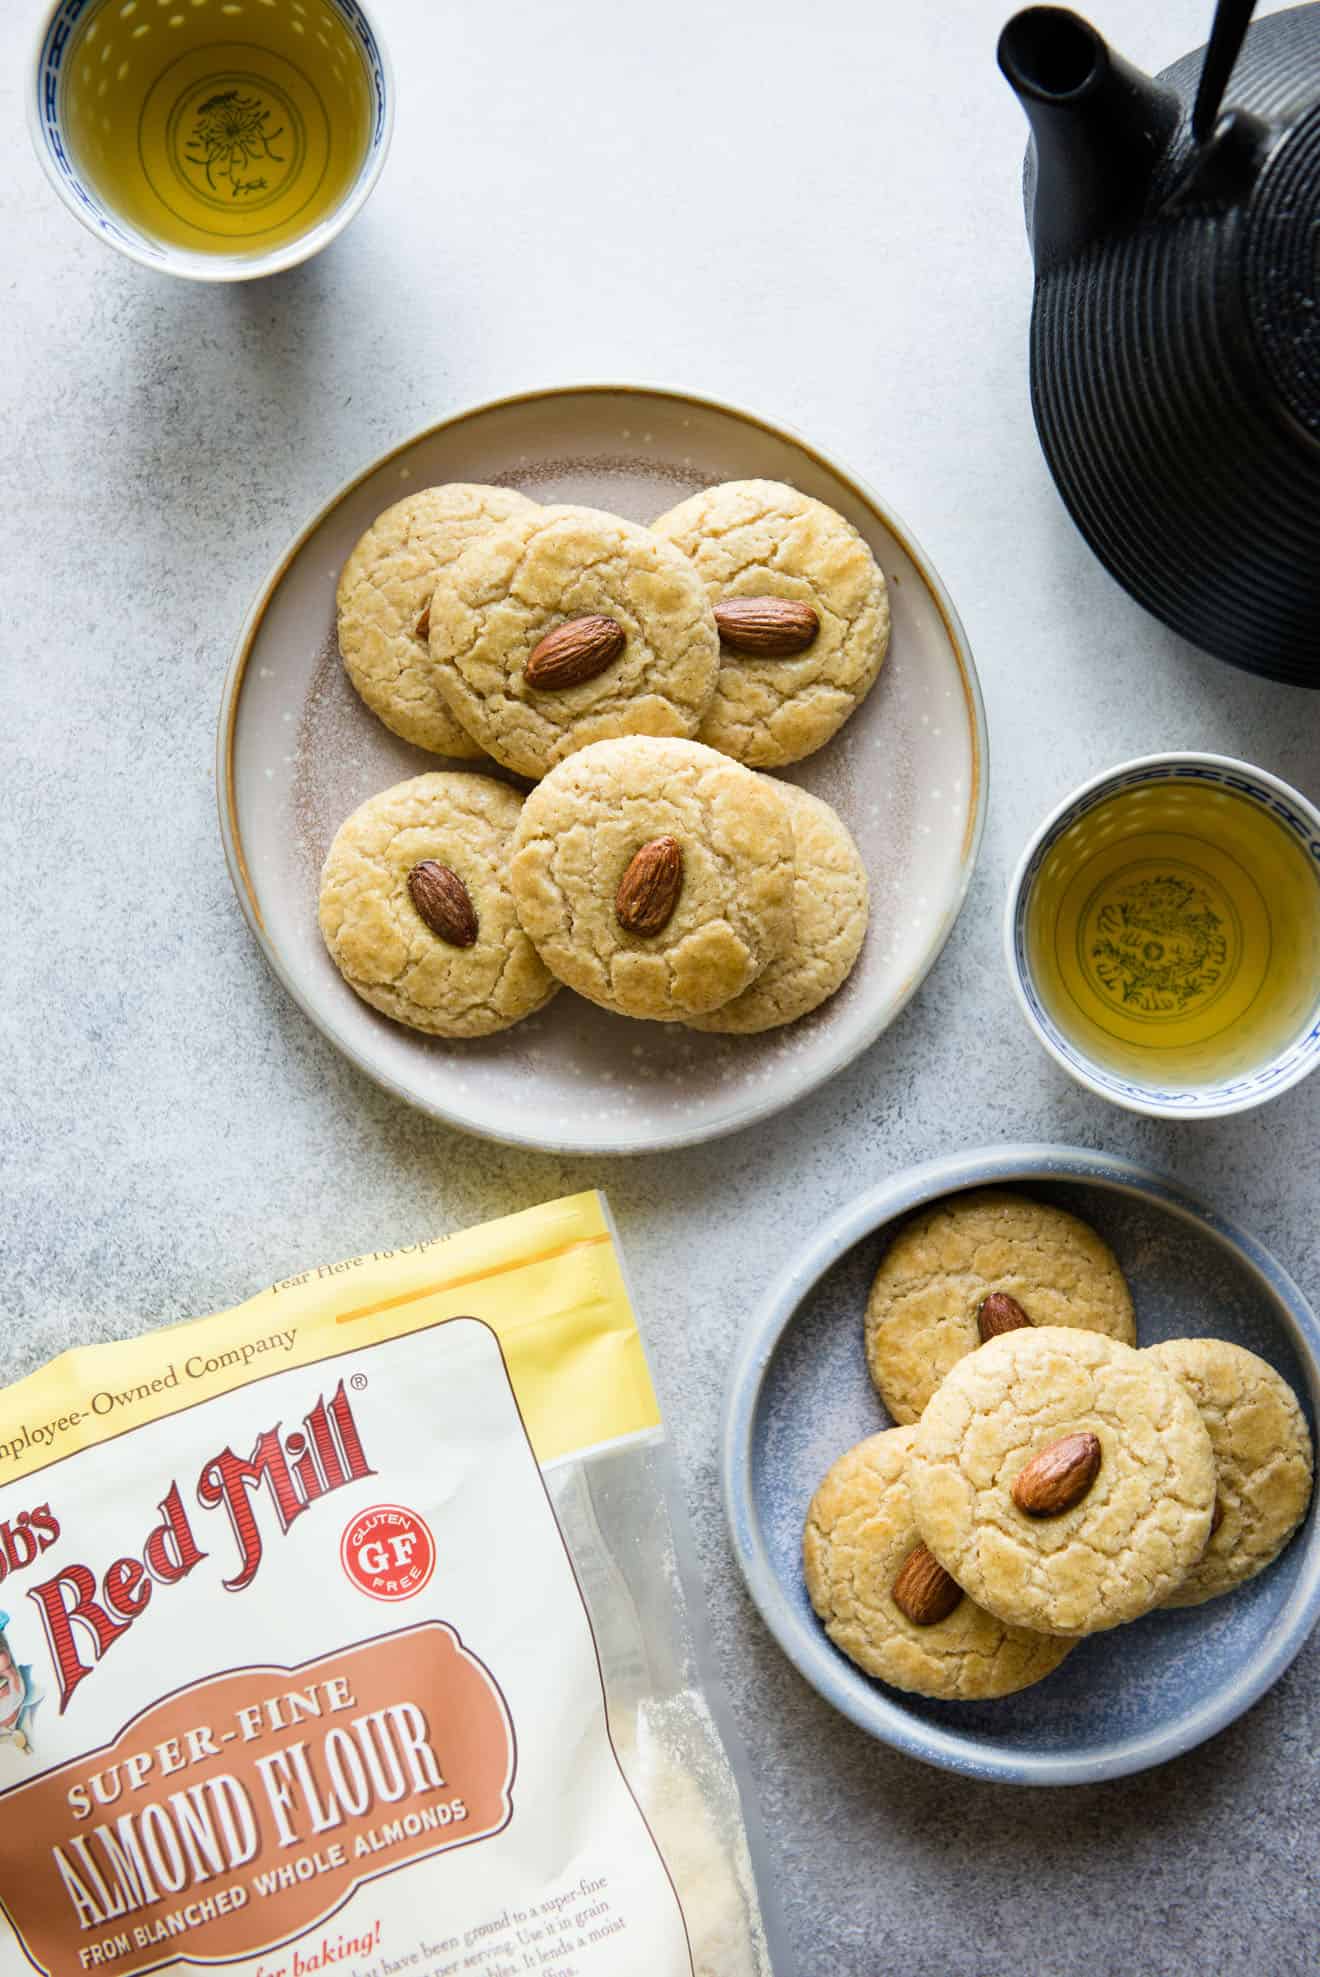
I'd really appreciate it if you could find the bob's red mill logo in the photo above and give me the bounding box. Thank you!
[24,1383,371,1713]
[0,1382,516,1977]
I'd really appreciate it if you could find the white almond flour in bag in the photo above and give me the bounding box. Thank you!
[0,1193,779,1977]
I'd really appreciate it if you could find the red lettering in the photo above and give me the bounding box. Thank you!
[23,1493,198,1710]
[197,1431,305,1592]
[196,1391,372,1595]
[26,1565,129,1713]
[103,1557,151,1620]
[326,1382,373,1485]
[285,1433,325,1506]
[0,1505,60,1582]
[24,1387,371,1712]
[5,1516,39,1574]
[28,1504,61,1549]
[144,1484,206,1585]
[306,1396,342,1491]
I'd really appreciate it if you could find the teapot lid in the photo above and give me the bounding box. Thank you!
[1245,102,1320,438]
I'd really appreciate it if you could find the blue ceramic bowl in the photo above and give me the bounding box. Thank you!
[28,0,393,281]
[722,1145,1320,1784]
[1005,753,1320,1119]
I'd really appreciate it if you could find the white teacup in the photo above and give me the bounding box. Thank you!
[29,0,393,281]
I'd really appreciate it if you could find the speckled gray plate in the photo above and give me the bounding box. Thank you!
[217,384,986,1154]
[723,1145,1320,1783]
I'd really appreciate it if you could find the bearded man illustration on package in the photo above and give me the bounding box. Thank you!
[0,1613,40,1754]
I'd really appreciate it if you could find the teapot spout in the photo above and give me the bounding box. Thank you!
[999,7,1181,269]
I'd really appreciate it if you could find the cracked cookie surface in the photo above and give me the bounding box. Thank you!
[688,782,868,1033]
[509,737,794,1021]
[318,773,558,1037]
[651,479,890,767]
[803,1428,1072,1698]
[425,505,720,779]
[909,1328,1216,1635]
[865,1189,1136,1426]
[1145,1338,1314,1607]
[337,484,536,756]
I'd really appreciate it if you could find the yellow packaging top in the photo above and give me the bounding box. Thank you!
[0,1191,660,1485]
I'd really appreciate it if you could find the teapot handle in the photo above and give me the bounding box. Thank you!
[1192,0,1258,141]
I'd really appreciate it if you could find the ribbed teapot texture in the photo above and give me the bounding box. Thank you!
[1000,5,1320,688]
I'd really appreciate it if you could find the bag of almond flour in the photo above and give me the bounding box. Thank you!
[0,1192,779,1977]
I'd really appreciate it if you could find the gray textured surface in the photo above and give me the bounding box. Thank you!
[3,1,1319,1971]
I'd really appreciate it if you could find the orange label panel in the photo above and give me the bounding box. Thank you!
[0,1623,514,1977]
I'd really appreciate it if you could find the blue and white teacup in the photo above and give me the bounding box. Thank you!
[28,0,393,281]
[1005,753,1320,1119]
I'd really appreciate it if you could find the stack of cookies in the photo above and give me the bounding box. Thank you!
[803,1190,1315,1701]
[319,480,890,1038]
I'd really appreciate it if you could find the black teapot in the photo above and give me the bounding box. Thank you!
[998,2,1320,687]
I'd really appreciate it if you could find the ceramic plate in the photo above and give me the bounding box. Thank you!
[218,385,986,1153]
[723,1145,1320,1784]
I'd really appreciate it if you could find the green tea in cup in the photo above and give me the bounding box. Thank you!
[1008,757,1320,1118]
[49,0,385,271]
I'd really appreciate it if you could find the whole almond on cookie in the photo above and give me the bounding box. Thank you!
[424,508,720,780]
[319,773,558,1039]
[891,1543,964,1626]
[524,615,626,689]
[1012,1431,1103,1517]
[615,836,684,936]
[713,596,820,656]
[509,737,793,1021]
[804,1428,1073,1697]
[910,1330,1215,1636]
[977,1292,1033,1342]
[864,1189,1136,1427]
[407,861,479,947]
[653,481,889,767]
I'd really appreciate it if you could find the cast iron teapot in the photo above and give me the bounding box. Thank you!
[999,1,1320,687]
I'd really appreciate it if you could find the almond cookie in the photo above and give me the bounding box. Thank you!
[688,783,868,1033]
[1145,1339,1314,1607]
[336,484,537,756]
[319,772,558,1037]
[909,1328,1216,1636]
[865,1189,1136,1426]
[425,505,720,779]
[803,1428,1072,1699]
[509,737,794,1021]
[651,479,890,768]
